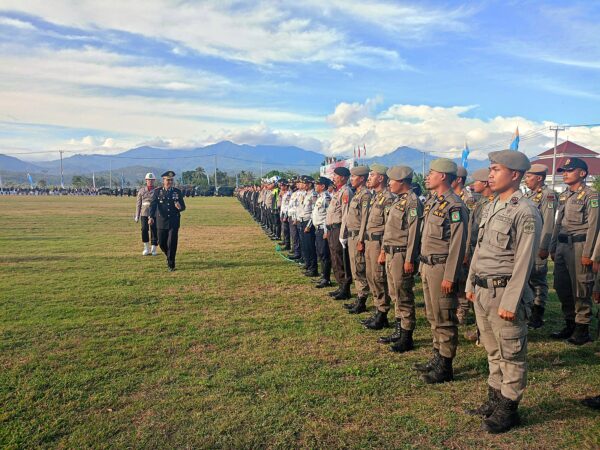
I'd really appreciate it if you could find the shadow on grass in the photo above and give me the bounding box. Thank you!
[522,397,600,426]
[0,255,72,263]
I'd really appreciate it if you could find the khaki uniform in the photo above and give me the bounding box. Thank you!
[593,238,600,294]
[466,195,494,261]
[550,185,599,325]
[343,185,371,298]
[326,184,354,288]
[466,192,541,401]
[364,189,396,312]
[383,191,423,329]
[420,190,468,358]
[456,189,474,313]
[525,185,558,307]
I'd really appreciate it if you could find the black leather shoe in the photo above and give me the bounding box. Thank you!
[389,329,414,353]
[315,279,332,288]
[304,270,319,277]
[333,289,351,300]
[348,296,367,314]
[566,324,592,346]
[581,395,600,410]
[482,395,521,434]
[378,320,402,344]
[550,321,575,339]
[364,310,389,330]
[421,356,453,384]
[328,289,341,297]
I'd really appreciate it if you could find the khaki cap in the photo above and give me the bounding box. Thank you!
[527,163,548,175]
[471,168,490,182]
[387,165,414,181]
[350,165,370,176]
[369,163,388,175]
[489,150,531,172]
[456,166,468,177]
[430,158,458,175]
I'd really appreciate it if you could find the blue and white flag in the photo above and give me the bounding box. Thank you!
[27,172,33,188]
[509,127,520,151]
[461,141,470,169]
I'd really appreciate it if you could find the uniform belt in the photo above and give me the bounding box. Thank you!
[383,245,406,255]
[315,225,326,231]
[364,233,383,242]
[348,230,360,238]
[418,254,448,265]
[329,223,342,229]
[473,275,511,289]
[557,234,586,244]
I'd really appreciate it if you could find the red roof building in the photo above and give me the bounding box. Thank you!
[532,140,600,189]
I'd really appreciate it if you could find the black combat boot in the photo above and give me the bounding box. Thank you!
[550,320,575,339]
[581,395,600,410]
[333,284,351,300]
[364,310,389,330]
[304,269,319,277]
[389,329,414,353]
[343,299,357,309]
[360,311,377,325]
[328,288,341,297]
[315,279,332,288]
[566,324,592,346]
[421,355,453,384]
[348,296,368,314]
[413,349,440,373]
[527,305,545,329]
[482,394,520,433]
[465,385,501,417]
[378,319,402,344]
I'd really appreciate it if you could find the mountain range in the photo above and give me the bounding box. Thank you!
[0,141,488,185]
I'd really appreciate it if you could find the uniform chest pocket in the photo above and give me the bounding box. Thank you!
[566,202,585,224]
[488,219,511,249]
[427,214,446,240]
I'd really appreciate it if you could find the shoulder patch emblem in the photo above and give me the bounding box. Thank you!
[410,208,417,217]
[523,219,535,234]
[510,196,519,205]
[591,198,598,208]
[450,210,461,223]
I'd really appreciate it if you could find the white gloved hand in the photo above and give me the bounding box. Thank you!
[339,237,347,248]
[134,216,139,223]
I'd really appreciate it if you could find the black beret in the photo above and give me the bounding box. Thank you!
[333,166,351,177]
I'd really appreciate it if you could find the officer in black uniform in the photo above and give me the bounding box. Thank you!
[148,171,186,271]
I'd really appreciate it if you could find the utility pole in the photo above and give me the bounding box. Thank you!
[260,162,263,179]
[214,155,218,190]
[59,150,65,188]
[549,125,565,190]
[421,151,425,178]
[109,160,112,189]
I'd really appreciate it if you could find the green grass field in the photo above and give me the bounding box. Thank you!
[0,196,599,449]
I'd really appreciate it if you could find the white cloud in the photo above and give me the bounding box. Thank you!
[0,45,232,93]
[325,102,600,159]
[0,1,468,67]
[326,96,383,127]
[0,16,36,30]
[214,123,324,152]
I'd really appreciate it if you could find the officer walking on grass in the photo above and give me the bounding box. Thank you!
[148,171,186,272]
[465,150,541,434]
[550,158,599,345]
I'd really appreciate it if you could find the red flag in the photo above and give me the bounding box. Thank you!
[358,146,361,158]
[363,144,366,157]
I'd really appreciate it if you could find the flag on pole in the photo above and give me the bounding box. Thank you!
[92,172,96,189]
[121,172,125,189]
[461,141,470,169]
[358,146,361,159]
[509,127,520,151]
[363,144,367,158]
[27,172,33,188]
[353,147,356,159]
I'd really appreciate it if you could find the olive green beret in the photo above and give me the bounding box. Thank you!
[387,165,413,181]
[369,163,388,175]
[471,168,490,182]
[456,166,468,177]
[489,150,531,172]
[430,158,457,175]
[527,163,548,175]
[350,165,370,177]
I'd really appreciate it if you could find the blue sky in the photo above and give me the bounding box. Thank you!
[0,0,599,161]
